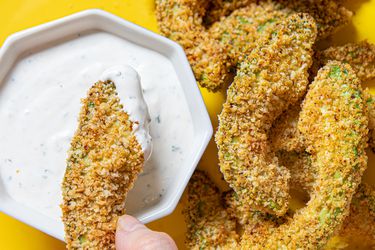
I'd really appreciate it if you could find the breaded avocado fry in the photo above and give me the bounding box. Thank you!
[206,0,351,39]
[270,104,306,153]
[315,41,375,82]
[275,153,374,249]
[184,170,239,249]
[271,89,375,153]
[186,62,375,249]
[216,13,317,216]
[240,61,368,249]
[61,81,144,250]
[223,190,289,228]
[155,0,231,91]
[277,151,315,193]
[332,183,375,249]
[205,0,255,24]
[208,2,289,68]
[276,0,352,39]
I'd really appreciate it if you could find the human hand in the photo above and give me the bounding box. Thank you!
[116,215,178,250]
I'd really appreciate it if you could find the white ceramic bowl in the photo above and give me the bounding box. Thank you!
[0,10,212,240]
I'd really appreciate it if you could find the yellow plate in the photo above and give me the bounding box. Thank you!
[0,0,374,249]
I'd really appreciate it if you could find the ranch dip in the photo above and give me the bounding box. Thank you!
[101,65,153,161]
[0,32,194,220]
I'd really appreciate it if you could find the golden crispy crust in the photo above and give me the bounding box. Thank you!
[216,13,317,216]
[275,0,352,39]
[185,164,372,250]
[274,150,375,249]
[205,0,255,24]
[277,151,315,193]
[274,91,374,249]
[61,81,144,250]
[315,41,375,82]
[275,150,375,249]
[313,43,375,145]
[155,0,231,91]
[272,89,375,153]
[207,0,352,74]
[223,191,289,228]
[208,2,290,68]
[156,0,350,92]
[334,183,375,249]
[184,170,239,249]
[238,61,368,249]
[206,0,351,39]
[270,104,306,153]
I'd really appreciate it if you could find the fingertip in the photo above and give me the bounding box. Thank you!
[156,232,178,249]
[115,215,177,250]
[117,215,145,233]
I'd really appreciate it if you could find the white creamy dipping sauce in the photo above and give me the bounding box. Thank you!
[0,32,195,220]
[101,65,152,161]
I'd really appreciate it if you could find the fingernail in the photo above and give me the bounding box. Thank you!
[117,215,144,233]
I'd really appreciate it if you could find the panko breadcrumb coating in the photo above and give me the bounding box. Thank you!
[216,13,317,216]
[276,0,352,39]
[277,151,315,193]
[333,183,375,249]
[277,150,375,249]
[240,61,368,249]
[156,0,351,92]
[207,0,351,83]
[364,90,375,129]
[206,0,351,39]
[184,170,239,249]
[271,89,375,153]
[185,169,374,250]
[272,89,375,247]
[185,161,372,249]
[61,81,144,250]
[315,41,375,82]
[270,104,306,153]
[205,0,254,24]
[208,2,290,68]
[223,190,289,227]
[276,152,375,249]
[155,0,231,92]
[363,90,375,153]
[277,152,375,249]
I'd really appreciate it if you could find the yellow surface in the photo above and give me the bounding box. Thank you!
[0,0,374,249]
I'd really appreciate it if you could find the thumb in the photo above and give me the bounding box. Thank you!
[115,215,178,250]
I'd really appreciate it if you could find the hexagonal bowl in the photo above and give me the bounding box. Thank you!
[0,9,212,240]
